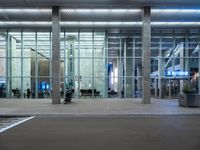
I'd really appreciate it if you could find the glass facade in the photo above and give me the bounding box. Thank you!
[0,29,199,99]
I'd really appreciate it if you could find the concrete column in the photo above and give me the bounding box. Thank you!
[6,32,11,98]
[52,6,61,104]
[198,44,200,94]
[142,6,151,104]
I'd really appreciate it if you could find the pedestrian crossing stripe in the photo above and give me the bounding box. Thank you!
[0,116,35,133]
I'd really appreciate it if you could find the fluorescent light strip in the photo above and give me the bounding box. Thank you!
[152,22,200,25]
[61,22,200,26]
[61,8,200,14]
[0,21,200,26]
[152,9,200,13]
[0,21,51,26]
[0,9,51,13]
[0,8,199,14]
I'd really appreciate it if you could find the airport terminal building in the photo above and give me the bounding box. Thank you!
[0,0,200,104]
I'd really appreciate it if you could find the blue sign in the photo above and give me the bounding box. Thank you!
[166,71,189,76]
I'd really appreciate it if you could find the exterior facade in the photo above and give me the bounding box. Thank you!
[0,1,200,104]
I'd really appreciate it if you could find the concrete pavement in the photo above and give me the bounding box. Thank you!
[0,98,200,116]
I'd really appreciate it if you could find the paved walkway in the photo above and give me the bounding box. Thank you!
[0,98,200,116]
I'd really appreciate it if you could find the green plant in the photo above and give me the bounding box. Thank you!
[182,83,197,94]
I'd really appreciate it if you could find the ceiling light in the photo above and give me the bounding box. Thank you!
[152,9,200,13]
[152,22,200,26]
[0,9,51,13]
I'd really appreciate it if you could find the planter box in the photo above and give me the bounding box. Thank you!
[179,94,200,107]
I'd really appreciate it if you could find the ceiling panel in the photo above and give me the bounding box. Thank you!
[61,9,141,21]
[0,0,200,8]
[1,8,199,22]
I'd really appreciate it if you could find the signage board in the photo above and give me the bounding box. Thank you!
[166,71,189,76]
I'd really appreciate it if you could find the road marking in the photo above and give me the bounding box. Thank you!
[0,116,35,133]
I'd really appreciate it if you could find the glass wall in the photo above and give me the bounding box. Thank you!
[63,32,106,98]
[0,32,6,98]
[0,30,51,98]
[151,29,200,98]
[0,29,199,99]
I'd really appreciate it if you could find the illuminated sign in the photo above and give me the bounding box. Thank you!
[166,71,189,76]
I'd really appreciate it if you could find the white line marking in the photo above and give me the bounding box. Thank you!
[0,116,35,133]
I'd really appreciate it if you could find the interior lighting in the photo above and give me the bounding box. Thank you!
[0,21,200,27]
[0,8,51,13]
[0,21,51,26]
[152,9,200,13]
[152,22,200,26]
[194,73,199,77]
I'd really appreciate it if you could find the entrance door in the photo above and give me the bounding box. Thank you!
[163,79,180,98]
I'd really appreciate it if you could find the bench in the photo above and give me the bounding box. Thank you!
[80,89,100,98]
[12,89,20,98]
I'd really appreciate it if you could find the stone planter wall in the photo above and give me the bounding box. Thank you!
[179,94,200,107]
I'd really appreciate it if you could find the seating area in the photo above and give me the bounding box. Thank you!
[80,89,100,98]
[12,89,21,98]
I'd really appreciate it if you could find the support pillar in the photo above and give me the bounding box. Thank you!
[142,6,151,104]
[6,32,11,98]
[198,44,200,94]
[52,6,61,104]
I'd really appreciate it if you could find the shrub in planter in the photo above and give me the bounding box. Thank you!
[182,84,197,94]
